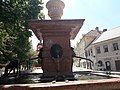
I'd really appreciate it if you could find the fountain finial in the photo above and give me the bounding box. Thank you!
[46,0,65,20]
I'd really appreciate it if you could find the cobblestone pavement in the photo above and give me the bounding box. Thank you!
[30,65,93,73]
[1,65,120,78]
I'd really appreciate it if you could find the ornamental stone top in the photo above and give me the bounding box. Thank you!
[46,0,65,20]
[28,19,85,39]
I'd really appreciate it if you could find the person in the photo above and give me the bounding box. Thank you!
[36,43,43,52]
[38,47,43,60]
[37,43,43,68]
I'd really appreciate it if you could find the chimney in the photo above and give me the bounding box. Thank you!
[103,29,107,32]
[95,27,99,30]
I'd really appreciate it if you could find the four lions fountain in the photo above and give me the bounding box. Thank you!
[0,0,120,90]
[28,0,84,82]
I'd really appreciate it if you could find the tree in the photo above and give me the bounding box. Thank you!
[0,0,44,63]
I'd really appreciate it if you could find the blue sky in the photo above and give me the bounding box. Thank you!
[63,0,120,29]
[31,0,120,49]
[62,0,120,41]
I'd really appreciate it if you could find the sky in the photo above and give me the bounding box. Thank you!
[31,0,120,50]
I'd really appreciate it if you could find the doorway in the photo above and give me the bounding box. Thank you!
[105,61,111,71]
[115,60,120,71]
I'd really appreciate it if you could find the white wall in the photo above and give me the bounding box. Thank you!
[94,37,120,71]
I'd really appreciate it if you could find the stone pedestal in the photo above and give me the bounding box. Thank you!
[29,19,84,81]
[40,27,73,81]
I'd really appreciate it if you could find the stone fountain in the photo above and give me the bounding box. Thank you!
[1,0,120,90]
[28,0,84,82]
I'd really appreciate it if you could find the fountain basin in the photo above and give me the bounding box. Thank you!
[1,78,120,90]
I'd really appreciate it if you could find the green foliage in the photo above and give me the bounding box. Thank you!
[0,0,44,63]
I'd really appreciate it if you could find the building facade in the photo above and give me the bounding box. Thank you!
[92,26,120,71]
[74,27,102,69]
[75,26,120,71]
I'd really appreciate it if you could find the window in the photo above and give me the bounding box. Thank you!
[113,43,119,51]
[88,50,90,56]
[97,60,103,67]
[103,45,108,52]
[85,50,88,57]
[96,47,101,54]
[90,49,93,56]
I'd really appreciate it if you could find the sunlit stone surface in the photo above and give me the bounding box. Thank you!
[46,0,65,20]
